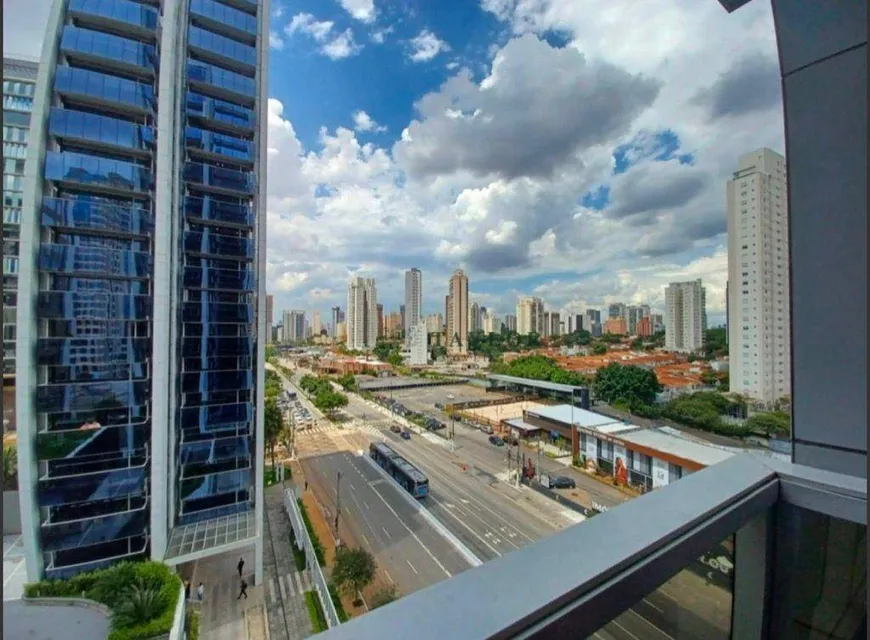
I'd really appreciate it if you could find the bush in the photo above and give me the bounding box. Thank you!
[305,590,328,632]
[185,609,200,640]
[25,561,181,640]
[369,584,398,610]
[328,583,349,622]
[289,530,306,571]
[297,499,326,566]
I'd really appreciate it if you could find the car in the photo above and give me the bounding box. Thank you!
[400,431,411,440]
[482,425,494,435]
[390,424,402,433]
[550,476,576,489]
[488,435,505,446]
[503,435,519,446]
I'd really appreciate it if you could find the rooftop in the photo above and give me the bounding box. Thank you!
[619,428,736,467]
[487,374,587,393]
[525,404,620,428]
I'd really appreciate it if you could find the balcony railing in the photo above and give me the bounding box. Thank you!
[313,455,866,640]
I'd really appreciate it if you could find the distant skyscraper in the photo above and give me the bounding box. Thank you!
[330,306,344,337]
[425,313,443,333]
[404,268,422,347]
[347,277,378,351]
[549,311,561,337]
[727,148,790,404]
[283,310,305,343]
[14,0,269,583]
[504,314,517,332]
[266,294,274,342]
[446,270,469,354]
[665,280,707,353]
[311,310,322,336]
[516,297,544,335]
[408,319,428,366]
[585,309,602,337]
[377,303,384,338]
[469,301,482,333]
[608,303,626,319]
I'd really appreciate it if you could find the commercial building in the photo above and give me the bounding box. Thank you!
[377,303,384,338]
[446,269,468,354]
[468,301,482,333]
[310,310,322,337]
[2,56,38,431]
[347,276,377,351]
[425,312,443,333]
[318,5,866,638]
[516,296,544,335]
[603,317,626,335]
[636,316,653,337]
[482,310,500,334]
[727,148,790,404]
[330,305,344,338]
[408,319,428,366]
[585,308,602,336]
[15,0,269,583]
[282,309,305,343]
[504,314,517,332]
[665,279,707,353]
[403,268,422,347]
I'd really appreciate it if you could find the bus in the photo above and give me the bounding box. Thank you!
[369,442,429,499]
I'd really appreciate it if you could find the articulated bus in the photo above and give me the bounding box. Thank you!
[369,442,429,499]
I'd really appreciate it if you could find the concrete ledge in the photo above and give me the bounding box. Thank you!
[22,595,112,616]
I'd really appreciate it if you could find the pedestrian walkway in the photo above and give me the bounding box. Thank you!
[263,485,314,640]
[188,549,263,640]
[3,534,27,601]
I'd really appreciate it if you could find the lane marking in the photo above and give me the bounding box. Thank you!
[406,560,418,575]
[628,608,675,639]
[278,575,288,602]
[363,501,370,509]
[268,578,277,605]
[383,570,393,584]
[612,620,641,640]
[643,597,663,614]
[362,533,370,546]
[381,526,391,539]
[293,572,305,594]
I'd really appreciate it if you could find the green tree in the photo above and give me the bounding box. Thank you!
[314,390,348,417]
[745,412,791,438]
[703,327,728,359]
[336,373,357,392]
[264,398,284,469]
[2,444,17,491]
[592,342,607,355]
[630,337,644,350]
[700,370,719,386]
[430,345,448,360]
[332,547,377,602]
[599,333,623,344]
[370,585,398,609]
[593,363,662,406]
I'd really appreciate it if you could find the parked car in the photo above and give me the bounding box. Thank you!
[482,425,494,435]
[488,435,505,447]
[400,431,411,440]
[550,476,576,489]
[390,424,402,433]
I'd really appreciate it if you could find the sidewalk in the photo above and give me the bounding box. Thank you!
[188,549,263,640]
[264,485,314,640]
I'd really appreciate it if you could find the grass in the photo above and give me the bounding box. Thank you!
[305,590,328,632]
[185,609,200,640]
[24,561,180,640]
[297,498,326,566]
[328,583,349,622]
[289,530,306,571]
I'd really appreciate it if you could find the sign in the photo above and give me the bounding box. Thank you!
[592,501,609,513]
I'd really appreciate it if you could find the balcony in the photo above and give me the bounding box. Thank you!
[187,25,256,75]
[43,151,153,196]
[183,194,254,228]
[49,108,155,157]
[185,126,254,165]
[187,60,256,105]
[184,160,254,196]
[186,91,254,135]
[59,25,157,79]
[314,455,866,640]
[67,0,158,42]
[41,195,154,236]
[38,244,153,278]
[183,266,255,291]
[189,0,257,45]
[183,229,253,259]
[54,66,155,116]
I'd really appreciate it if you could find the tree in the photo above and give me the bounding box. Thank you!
[2,444,17,491]
[332,547,376,603]
[264,398,283,469]
[700,370,719,386]
[745,412,791,438]
[336,373,357,392]
[593,363,662,407]
[370,585,398,610]
[430,345,448,361]
[314,390,348,417]
[630,337,644,351]
[592,342,607,355]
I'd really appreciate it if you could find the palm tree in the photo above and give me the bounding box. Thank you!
[113,582,167,629]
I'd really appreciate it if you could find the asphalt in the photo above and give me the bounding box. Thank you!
[300,451,473,597]
[3,600,110,640]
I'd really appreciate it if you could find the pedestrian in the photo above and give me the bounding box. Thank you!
[184,580,191,601]
[196,582,204,602]
[237,557,244,578]
[238,579,248,600]
[304,480,308,492]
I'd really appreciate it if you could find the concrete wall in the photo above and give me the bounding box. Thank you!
[3,491,21,534]
[772,0,867,477]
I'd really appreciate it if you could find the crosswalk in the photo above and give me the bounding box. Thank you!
[295,421,385,438]
[267,570,312,604]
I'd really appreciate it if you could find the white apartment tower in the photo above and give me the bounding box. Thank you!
[347,277,378,351]
[404,268,422,347]
[727,148,790,404]
[446,270,469,354]
[665,280,707,353]
[516,296,544,335]
[408,319,428,366]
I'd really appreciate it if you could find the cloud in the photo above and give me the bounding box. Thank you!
[339,0,376,23]
[408,30,451,62]
[1,0,51,58]
[693,53,782,120]
[284,13,363,59]
[321,29,363,59]
[352,110,388,133]
[607,159,706,220]
[371,26,394,44]
[394,34,660,181]
[269,31,284,50]
[285,13,334,41]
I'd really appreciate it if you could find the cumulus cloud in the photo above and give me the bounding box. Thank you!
[352,110,388,133]
[322,29,363,59]
[284,13,362,59]
[285,13,334,41]
[269,31,284,50]
[408,30,451,62]
[338,0,376,23]
[693,53,782,120]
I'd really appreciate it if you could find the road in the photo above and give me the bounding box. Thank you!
[300,451,473,597]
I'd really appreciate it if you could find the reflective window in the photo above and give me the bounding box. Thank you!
[68,0,159,31]
[186,91,254,130]
[184,161,253,194]
[3,94,33,111]
[48,496,147,525]
[189,0,257,36]
[37,291,151,320]
[183,266,254,291]
[182,300,252,323]
[60,26,157,72]
[35,381,151,414]
[44,151,154,192]
[37,336,150,366]
[38,467,147,507]
[49,108,154,151]
[181,336,252,357]
[183,356,253,372]
[49,276,147,295]
[47,362,147,384]
[39,244,152,278]
[45,547,147,580]
[41,507,148,553]
[183,195,253,227]
[41,196,154,235]
[187,60,255,98]
[45,404,149,432]
[188,25,256,67]
[182,371,253,393]
[180,468,250,500]
[185,126,253,161]
[180,436,249,465]
[54,66,156,112]
[184,229,253,258]
[177,500,249,526]
[181,402,252,429]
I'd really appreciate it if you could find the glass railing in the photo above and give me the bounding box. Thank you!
[186,91,254,130]
[180,435,250,465]
[189,0,257,37]
[40,505,149,553]
[49,107,155,152]
[181,336,253,358]
[185,126,253,162]
[37,291,152,320]
[36,336,150,366]
[38,244,153,278]
[176,500,250,527]
[187,25,256,67]
[182,299,253,323]
[35,423,149,461]
[44,543,148,580]
[187,60,255,99]
[180,401,252,429]
[38,466,148,507]
[60,25,157,73]
[183,194,254,227]
[35,380,151,414]
[68,0,158,33]
[183,229,254,258]
[54,66,155,112]
[181,370,253,394]
[43,151,154,193]
[183,266,255,291]
[184,161,254,194]
[42,196,154,235]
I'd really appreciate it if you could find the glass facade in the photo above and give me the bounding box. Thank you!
[19,0,263,580]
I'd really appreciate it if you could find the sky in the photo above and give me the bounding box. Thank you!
[4,0,786,327]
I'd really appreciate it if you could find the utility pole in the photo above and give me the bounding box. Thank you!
[334,471,342,544]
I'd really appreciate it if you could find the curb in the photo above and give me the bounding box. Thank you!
[359,452,483,568]
[22,596,112,616]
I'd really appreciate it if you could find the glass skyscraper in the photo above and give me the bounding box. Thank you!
[15,0,268,583]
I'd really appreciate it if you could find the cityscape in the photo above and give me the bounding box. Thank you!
[1,2,865,640]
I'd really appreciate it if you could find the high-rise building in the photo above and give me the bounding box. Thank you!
[469,301,482,333]
[604,317,627,335]
[585,308,602,336]
[399,304,406,337]
[665,280,707,353]
[347,277,377,351]
[403,268,422,347]
[2,57,38,432]
[541,311,551,338]
[727,148,790,404]
[425,313,443,333]
[504,314,517,332]
[14,0,269,582]
[482,311,500,334]
[574,314,585,333]
[549,311,561,337]
[330,306,344,338]
[408,319,428,366]
[516,296,544,335]
[651,313,664,333]
[608,303,626,319]
[265,294,274,342]
[446,269,468,354]
[636,316,653,338]
[282,310,305,343]
[310,310,322,336]
[377,303,384,338]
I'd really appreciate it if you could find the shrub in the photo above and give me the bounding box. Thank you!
[289,530,306,571]
[305,591,328,632]
[328,583,348,622]
[185,609,200,640]
[297,499,326,566]
[369,585,398,610]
